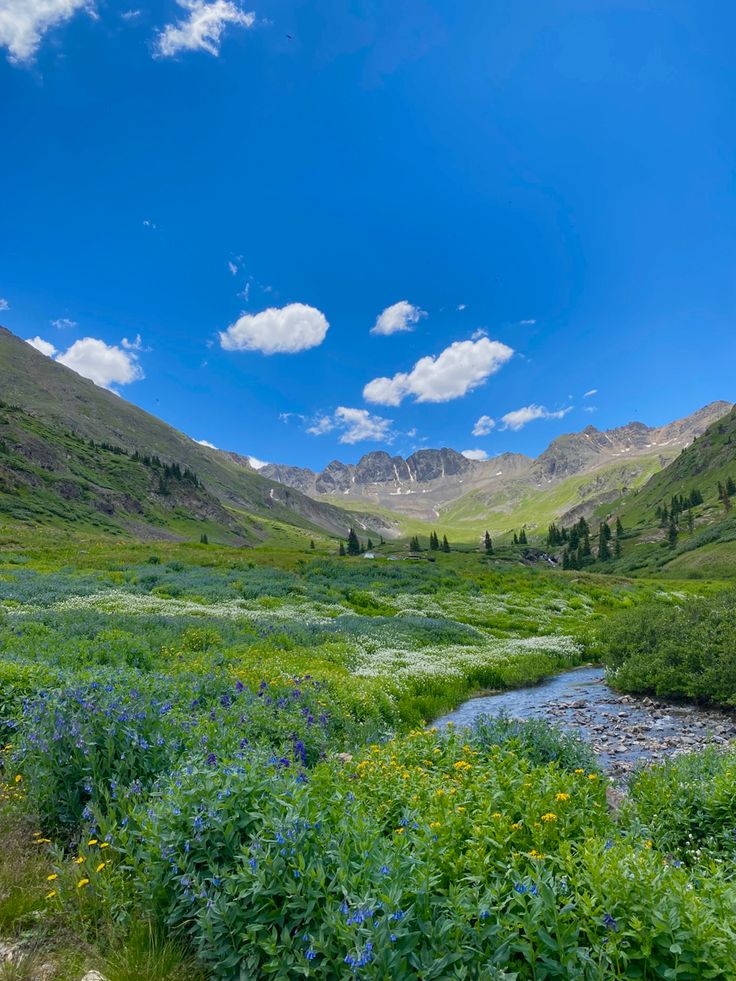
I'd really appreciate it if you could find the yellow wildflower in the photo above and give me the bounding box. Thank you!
[644,839,653,849]
[45,890,57,900]
[394,827,405,834]
[87,839,98,846]
[511,822,522,830]
[47,873,58,881]
[574,768,585,774]
[555,793,570,802]
[587,774,597,781]
[74,857,85,865]
[14,774,22,784]
[541,812,557,823]
[96,862,106,873]
[99,842,110,849]
[77,878,90,889]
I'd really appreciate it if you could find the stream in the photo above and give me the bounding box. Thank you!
[436,666,736,780]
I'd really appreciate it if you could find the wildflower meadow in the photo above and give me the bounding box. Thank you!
[0,538,734,978]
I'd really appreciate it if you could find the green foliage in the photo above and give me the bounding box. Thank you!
[600,590,736,705]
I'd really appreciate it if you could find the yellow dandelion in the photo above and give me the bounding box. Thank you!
[99,842,110,849]
[74,856,85,865]
[87,839,98,846]
[45,890,57,900]
[541,812,557,823]
[47,873,58,881]
[587,774,597,781]
[77,878,90,889]
[96,862,106,873]
[555,793,570,802]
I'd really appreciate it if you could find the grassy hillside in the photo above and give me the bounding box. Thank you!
[0,327,386,540]
[570,407,736,578]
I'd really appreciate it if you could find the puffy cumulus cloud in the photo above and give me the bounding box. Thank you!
[220,303,329,355]
[307,407,393,445]
[195,438,217,448]
[472,414,496,437]
[461,449,488,461]
[56,337,144,390]
[371,300,426,336]
[363,337,514,406]
[500,404,573,432]
[0,0,92,63]
[26,336,57,357]
[155,0,254,57]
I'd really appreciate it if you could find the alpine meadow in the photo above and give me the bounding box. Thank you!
[2,3,736,979]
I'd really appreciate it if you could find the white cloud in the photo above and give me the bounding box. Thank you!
[0,0,92,63]
[155,0,254,57]
[0,298,9,311]
[26,336,57,357]
[121,9,141,19]
[121,334,145,351]
[461,449,488,461]
[520,319,536,325]
[56,336,144,389]
[307,407,393,444]
[227,261,238,276]
[195,438,217,448]
[471,328,487,340]
[472,414,496,436]
[584,388,597,398]
[363,337,514,406]
[247,455,268,469]
[457,303,466,311]
[220,302,329,355]
[500,404,573,431]
[51,317,76,329]
[306,414,334,436]
[371,300,426,336]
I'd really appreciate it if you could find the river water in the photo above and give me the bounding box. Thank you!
[436,666,736,779]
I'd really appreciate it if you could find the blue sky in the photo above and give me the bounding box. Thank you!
[1,0,734,470]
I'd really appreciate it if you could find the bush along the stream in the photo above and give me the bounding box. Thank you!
[599,589,736,705]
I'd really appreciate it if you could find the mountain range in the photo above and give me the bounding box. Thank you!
[261,401,733,537]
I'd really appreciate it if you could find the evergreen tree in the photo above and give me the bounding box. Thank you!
[727,476,736,496]
[339,541,346,556]
[722,489,733,514]
[512,532,519,545]
[441,535,450,553]
[484,530,493,555]
[518,528,528,545]
[668,514,678,547]
[687,509,694,534]
[310,539,315,549]
[602,522,612,542]
[366,538,374,550]
[199,533,208,544]
[429,531,439,550]
[380,536,385,546]
[598,525,610,561]
[409,535,421,552]
[615,517,624,538]
[580,533,591,558]
[562,550,570,570]
[568,526,579,550]
[346,528,361,556]
[614,535,622,558]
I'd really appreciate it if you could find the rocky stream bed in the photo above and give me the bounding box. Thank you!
[437,665,736,781]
